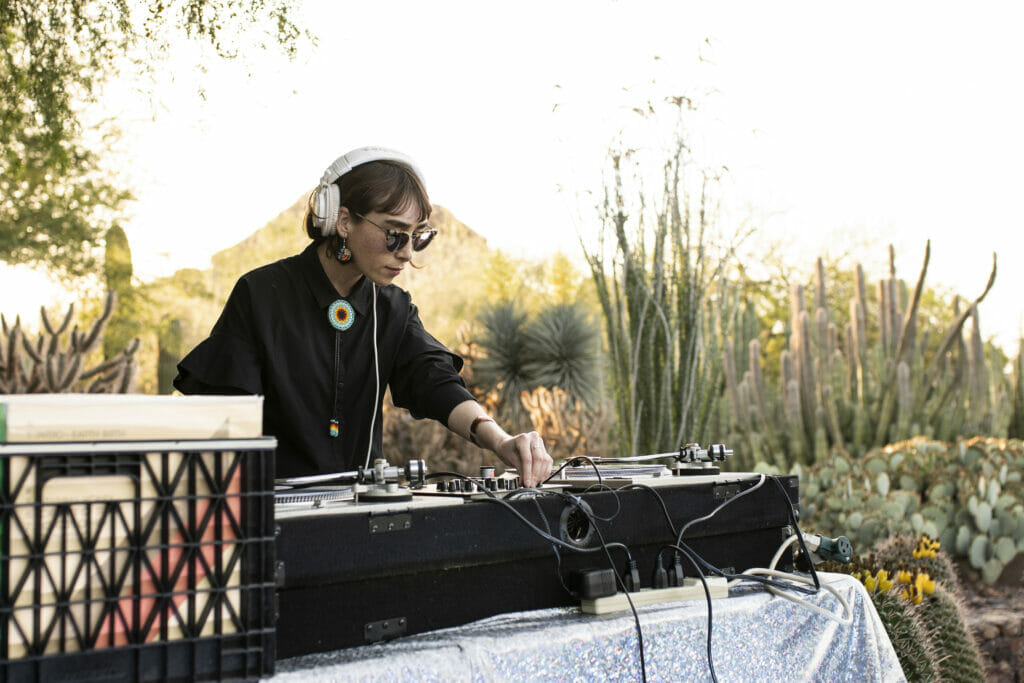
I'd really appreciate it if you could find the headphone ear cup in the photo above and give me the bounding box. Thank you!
[315,184,341,236]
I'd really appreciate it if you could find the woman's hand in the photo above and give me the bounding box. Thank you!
[494,431,553,488]
[447,401,553,487]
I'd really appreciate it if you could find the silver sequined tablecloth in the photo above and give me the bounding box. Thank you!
[271,572,904,682]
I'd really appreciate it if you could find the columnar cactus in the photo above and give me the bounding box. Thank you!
[724,242,999,466]
[0,291,137,394]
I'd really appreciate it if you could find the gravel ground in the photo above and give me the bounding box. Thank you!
[961,556,1024,683]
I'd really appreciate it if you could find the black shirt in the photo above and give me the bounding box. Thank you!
[173,242,474,478]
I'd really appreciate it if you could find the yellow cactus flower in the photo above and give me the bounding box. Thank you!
[913,536,940,559]
[868,573,892,593]
[915,572,935,596]
[897,570,912,584]
[900,585,923,605]
[864,575,877,593]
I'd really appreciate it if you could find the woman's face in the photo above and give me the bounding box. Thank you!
[338,204,429,285]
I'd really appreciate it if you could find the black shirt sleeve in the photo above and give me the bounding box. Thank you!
[389,301,474,424]
[173,279,264,396]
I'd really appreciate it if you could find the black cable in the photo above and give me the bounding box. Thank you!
[579,501,648,683]
[668,543,718,683]
[542,455,604,488]
[641,473,821,598]
[769,475,821,591]
[474,493,630,557]
[514,465,624,524]
[662,540,819,597]
[417,475,640,657]
[622,483,716,680]
[635,475,821,681]
[674,473,769,549]
[424,471,471,480]
[509,484,648,682]
[622,483,678,537]
[526,493,578,599]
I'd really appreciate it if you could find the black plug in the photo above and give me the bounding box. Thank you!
[624,559,641,591]
[668,552,685,587]
[569,569,618,600]
[653,562,668,588]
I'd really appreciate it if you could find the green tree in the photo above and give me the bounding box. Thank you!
[482,251,524,303]
[1,0,305,277]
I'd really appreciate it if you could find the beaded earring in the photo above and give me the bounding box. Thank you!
[335,236,352,263]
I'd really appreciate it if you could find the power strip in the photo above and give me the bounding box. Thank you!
[580,577,729,615]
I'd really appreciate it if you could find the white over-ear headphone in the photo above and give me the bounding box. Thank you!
[312,146,427,237]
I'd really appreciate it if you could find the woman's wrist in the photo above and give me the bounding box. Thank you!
[468,415,495,446]
[485,425,509,454]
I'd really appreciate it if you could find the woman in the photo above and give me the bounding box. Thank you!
[174,146,553,486]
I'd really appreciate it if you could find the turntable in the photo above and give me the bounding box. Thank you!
[273,446,799,658]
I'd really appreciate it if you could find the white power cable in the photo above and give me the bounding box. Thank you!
[728,534,853,626]
[363,283,380,470]
[677,473,768,538]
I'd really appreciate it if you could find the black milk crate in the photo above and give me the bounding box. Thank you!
[0,439,276,682]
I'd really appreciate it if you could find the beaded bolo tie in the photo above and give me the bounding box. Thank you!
[327,299,355,437]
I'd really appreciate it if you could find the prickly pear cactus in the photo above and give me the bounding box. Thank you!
[798,438,1024,584]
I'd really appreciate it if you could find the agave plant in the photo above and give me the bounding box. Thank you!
[472,300,603,430]
[522,303,601,408]
[472,301,532,425]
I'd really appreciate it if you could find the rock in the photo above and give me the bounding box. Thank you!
[979,622,1002,639]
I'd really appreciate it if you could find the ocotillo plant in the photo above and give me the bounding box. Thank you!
[724,242,999,464]
[0,291,138,394]
[584,138,742,457]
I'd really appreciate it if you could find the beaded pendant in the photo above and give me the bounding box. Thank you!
[328,299,355,331]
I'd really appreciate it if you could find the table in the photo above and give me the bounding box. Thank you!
[272,572,903,681]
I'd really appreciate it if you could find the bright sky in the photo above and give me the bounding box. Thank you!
[4,1,1023,350]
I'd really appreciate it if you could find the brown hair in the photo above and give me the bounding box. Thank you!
[303,160,432,240]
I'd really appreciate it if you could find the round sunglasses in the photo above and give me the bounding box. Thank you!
[355,213,437,252]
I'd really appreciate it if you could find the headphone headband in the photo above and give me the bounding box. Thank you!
[319,146,426,187]
[313,146,426,237]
